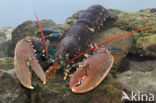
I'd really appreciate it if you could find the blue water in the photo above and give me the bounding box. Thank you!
[0,0,155,28]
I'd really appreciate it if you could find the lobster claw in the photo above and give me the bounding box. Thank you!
[69,48,114,93]
[14,38,46,89]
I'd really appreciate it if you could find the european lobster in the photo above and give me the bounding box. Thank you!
[14,4,127,93]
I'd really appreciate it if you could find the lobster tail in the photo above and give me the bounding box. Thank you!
[77,4,117,32]
[57,5,117,59]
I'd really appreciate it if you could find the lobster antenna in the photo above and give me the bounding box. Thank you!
[34,13,49,59]
[67,27,156,64]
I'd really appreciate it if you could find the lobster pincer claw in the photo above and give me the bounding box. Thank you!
[14,38,46,89]
[69,48,114,93]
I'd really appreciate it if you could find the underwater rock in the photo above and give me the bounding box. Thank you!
[0,26,14,41]
[0,27,14,57]
[1,40,13,57]
[116,58,156,94]
[128,57,156,72]
[117,70,156,94]
[0,57,14,70]
[139,8,156,13]
[65,10,83,26]
[0,32,6,45]
[0,57,28,103]
[112,9,156,57]
[57,10,84,33]
[30,74,122,103]
[135,34,156,57]
[0,69,28,103]
[8,20,56,57]
[0,32,8,57]
[93,27,132,73]
[150,8,156,13]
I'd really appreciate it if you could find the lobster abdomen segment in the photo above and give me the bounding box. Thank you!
[57,23,93,57]
[57,5,117,58]
[77,4,117,31]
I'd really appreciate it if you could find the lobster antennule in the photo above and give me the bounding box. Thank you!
[46,61,58,79]
[53,61,58,78]
[46,62,57,78]
[34,13,49,59]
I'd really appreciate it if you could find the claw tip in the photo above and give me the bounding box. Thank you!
[43,81,46,85]
[71,87,76,93]
[30,86,34,89]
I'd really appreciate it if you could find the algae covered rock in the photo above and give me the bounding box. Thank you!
[57,10,84,33]
[113,9,156,56]
[0,27,14,57]
[0,26,14,44]
[0,40,12,57]
[0,32,7,45]
[117,70,156,94]
[8,20,56,56]
[0,69,28,103]
[0,57,14,70]
[0,26,14,41]
[65,10,83,26]
[93,27,132,72]
[0,57,28,103]
[117,58,156,94]
[30,74,122,103]
[135,34,156,57]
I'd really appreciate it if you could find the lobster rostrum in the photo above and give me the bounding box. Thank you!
[14,4,120,93]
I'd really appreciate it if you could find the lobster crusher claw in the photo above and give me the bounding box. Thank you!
[14,37,46,89]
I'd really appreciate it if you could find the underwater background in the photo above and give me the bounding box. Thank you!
[0,0,156,103]
[0,0,156,27]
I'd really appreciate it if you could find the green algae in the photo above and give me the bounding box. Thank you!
[30,73,123,103]
[0,57,14,70]
[112,9,156,56]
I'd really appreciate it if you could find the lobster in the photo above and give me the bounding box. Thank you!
[14,4,121,93]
